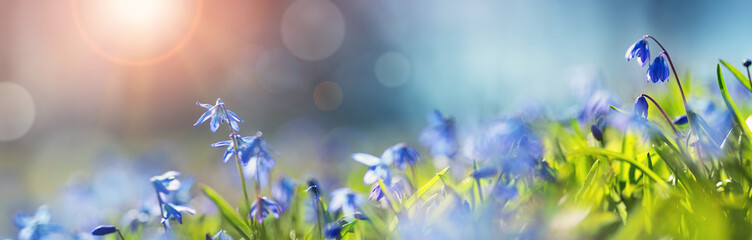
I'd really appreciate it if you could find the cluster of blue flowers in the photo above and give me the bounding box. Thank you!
[626,36,671,83]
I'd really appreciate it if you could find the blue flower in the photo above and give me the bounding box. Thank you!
[244,132,278,167]
[625,38,650,67]
[580,91,617,124]
[369,183,386,201]
[633,96,648,118]
[492,183,518,204]
[249,197,282,223]
[323,222,343,239]
[591,116,607,142]
[211,134,251,164]
[470,166,498,179]
[162,202,196,225]
[194,98,244,133]
[382,143,421,170]
[14,206,61,240]
[210,230,234,240]
[647,55,670,83]
[328,188,364,221]
[272,176,298,211]
[420,110,459,158]
[672,114,688,125]
[352,153,391,185]
[91,225,118,236]
[150,171,182,194]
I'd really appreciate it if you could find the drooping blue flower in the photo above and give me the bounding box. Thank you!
[150,171,182,194]
[369,183,386,201]
[194,98,244,133]
[591,116,607,142]
[211,133,251,164]
[420,110,459,159]
[162,202,196,225]
[14,206,62,240]
[323,222,343,239]
[382,143,421,170]
[272,176,298,211]
[672,114,688,125]
[470,166,498,179]
[328,188,364,221]
[249,197,282,223]
[244,132,279,168]
[625,38,650,67]
[210,230,234,240]
[633,96,648,119]
[647,55,670,83]
[91,225,118,236]
[352,153,392,185]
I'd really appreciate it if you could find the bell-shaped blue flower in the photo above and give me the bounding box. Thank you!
[352,153,391,185]
[14,206,62,240]
[382,143,421,170]
[647,55,670,83]
[194,98,244,133]
[272,177,298,211]
[672,114,688,125]
[150,171,181,194]
[420,110,459,158]
[249,197,282,223]
[633,96,648,119]
[328,188,364,221]
[91,225,118,236]
[162,202,196,225]
[625,38,650,67]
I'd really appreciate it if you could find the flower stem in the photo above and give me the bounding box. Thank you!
[745,65,752,88]
[409,165,417,191]
[219,103,253,226]
[645,36,689,111]
[640,94,680,138]
[472,159,484,203]
[153,187,168,233]
[116,228,125,240]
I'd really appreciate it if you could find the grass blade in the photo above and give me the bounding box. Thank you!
[202,185,253,239]
[404,166,450,209]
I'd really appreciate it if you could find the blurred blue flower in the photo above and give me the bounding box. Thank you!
[470,166,498,179]
[647,55,670,83]
[167,176,194,206]
[150,171,182,194]
[352,153,392,185]
[210,230,234,240]
[625,38,650,67]
[591,116,607,142]
[382,143,421,170]
[14,206,61,240]
[244,132,279,168]
[492,183,518,205]
[420,110,459,159]
[329,188,364,221]
[162,202,196,225]
[580,91,617,124]
[272,176,298,211]
[633,96,648,119]
[369,183,386,201]
[194,98,244,133]
[323,222,342,239]
[249,197,282,223]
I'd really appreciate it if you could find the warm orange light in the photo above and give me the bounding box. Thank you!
[71,0,201,65]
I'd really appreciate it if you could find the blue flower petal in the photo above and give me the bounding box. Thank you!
[91,225,118,236]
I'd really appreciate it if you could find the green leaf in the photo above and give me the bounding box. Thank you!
[404,166,449,209]
[719,59,752,92]
[576,159,600,202]
[568,148,668,189]
[202,185,253,239]
[717,63,752,140]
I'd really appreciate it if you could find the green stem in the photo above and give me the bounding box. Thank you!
[640,94,680,138]
[219,103,253,227]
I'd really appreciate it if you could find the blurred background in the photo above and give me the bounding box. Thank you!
[2,0,752,236]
